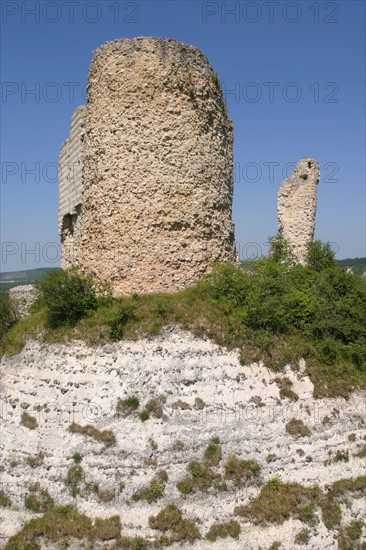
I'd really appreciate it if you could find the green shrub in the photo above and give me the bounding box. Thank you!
[306,240,337,272]
[34,268,97,328]
[139,410,149,422]
[334,449,349,462]
[0,293,18,342]
[108,302,136,341]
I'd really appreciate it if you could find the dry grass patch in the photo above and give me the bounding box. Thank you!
[24,483,54,513]
[116,395,139,417]
[285,418,311,437]
[337,520,364,550]
[294,528,310,545]
[94,516,121,540]
[205,519,240,541]
[68,422,116,447]
[204,437,222,465]
[4,505,124,549]
[145,395,166,419]
[176,460,221,495]
[224,455,261,486]
[0,490,12,508]
[20,411,38,430]
[172,399,191,410]
[235,478,320,526]
[131,470,168,503]
[26,451,45,468]
[149,503,201,544]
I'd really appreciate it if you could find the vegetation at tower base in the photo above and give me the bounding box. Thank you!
[32,267,101,328]
[1,238,365,398]
[0,293,18,342]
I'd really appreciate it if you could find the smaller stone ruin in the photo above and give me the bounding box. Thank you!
[9,285,37,318]
[278,158,320,264]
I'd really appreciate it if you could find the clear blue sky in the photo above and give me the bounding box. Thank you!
[1,0,365,271]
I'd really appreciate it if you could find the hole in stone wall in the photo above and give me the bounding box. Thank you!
[61,205,81,242]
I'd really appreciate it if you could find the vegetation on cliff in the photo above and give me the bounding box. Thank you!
[1,239,365,398]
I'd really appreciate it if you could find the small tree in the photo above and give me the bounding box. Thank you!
[268,234,296,266]
[34,268,97,328]
[306,240,336,271]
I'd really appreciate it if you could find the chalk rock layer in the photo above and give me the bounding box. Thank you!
[278,158,320,264]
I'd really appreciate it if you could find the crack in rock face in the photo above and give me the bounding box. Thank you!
[58,37,237,294]
[278,158,320,265]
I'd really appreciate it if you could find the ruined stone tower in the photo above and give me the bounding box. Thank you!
[278,158,320,264]
[58,37,236,294]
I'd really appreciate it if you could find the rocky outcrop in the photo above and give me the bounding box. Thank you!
[278,158,320,264]
[58,37,236,294]
[8,285,37,318]
[1,330,365,548]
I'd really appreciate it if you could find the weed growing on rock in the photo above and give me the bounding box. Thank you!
[294,528,310,544]
[26,451,44,468]
[337,520,364,550]
[0,490,12,508]
[72,452,82,464]
[204,438,222,465]
[131,470,168,503]
[116,395,139,417]
[139,410,149,422]
[20,411,38,430]
[145,395,166,418]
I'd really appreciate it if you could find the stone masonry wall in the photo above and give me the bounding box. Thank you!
[58,105,85,268]
[278,158,320,264]
[75,37,236,294]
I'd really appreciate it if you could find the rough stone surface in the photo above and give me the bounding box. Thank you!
[8,285,37,317]
[278,158,320,264]
[1,329,365,548]
[58,37,236,294]
[58,105,85,268]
